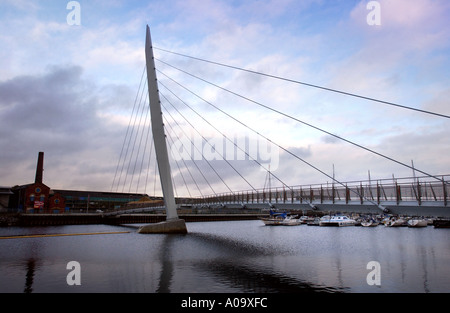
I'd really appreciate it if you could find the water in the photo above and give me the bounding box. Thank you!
[0,220,449,293]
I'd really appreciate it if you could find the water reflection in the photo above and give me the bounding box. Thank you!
[184,232,349,293]
[196,259,347,293]
[24,258,36,293]
[156,235,176,293]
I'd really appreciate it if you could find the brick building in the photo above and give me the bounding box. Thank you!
[10,152,66,213]
[9,152,150,213]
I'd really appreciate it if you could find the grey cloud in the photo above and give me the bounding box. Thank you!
[0,65,131,190]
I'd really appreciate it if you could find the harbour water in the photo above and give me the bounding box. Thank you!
[0,220,449,293]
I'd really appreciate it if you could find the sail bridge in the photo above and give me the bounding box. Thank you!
[111,26,449,227]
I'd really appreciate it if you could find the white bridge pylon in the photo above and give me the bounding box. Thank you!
[138,25,187,234]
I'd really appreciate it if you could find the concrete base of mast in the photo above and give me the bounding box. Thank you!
[138,218,187,234]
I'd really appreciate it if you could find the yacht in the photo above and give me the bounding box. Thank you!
[385,217,407,227]
[361,217,380,227]
[260,210,301,226]
[407,219,428,228]
[319,215,356,227]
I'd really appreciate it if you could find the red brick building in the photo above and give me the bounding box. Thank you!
[11,152,65,213]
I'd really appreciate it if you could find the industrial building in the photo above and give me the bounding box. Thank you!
[7,152,157,213]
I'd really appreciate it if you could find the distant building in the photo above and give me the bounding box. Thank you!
[8,152,157,213]
[0,187,13,211]
[53,189,154,212]
[9,152,66,213]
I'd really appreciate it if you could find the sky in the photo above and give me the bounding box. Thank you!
[0,0,449,197]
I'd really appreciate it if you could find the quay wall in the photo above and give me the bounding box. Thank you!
[2,213,266,227]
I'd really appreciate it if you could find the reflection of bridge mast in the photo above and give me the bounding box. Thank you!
[138,26,187,234]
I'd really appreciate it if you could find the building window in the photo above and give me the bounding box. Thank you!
[55,199,60,205]
[30,194,35,202]
[35,187,41,193]
[40,195,45,202]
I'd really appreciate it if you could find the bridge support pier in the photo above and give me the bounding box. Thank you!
[138,218,187,234]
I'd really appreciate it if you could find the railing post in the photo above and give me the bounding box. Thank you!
[346,184,350,204]
[320,185,324,204]
[275,188,278,204]
[377,181,380,205]
[332,184,335,204]
[291,188,295,203]
[300,187,303,204]
[360,182,364,205]
[443,177,448,207]
[417,181,422,206]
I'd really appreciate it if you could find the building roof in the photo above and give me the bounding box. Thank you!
[53,189,158,202]
[0,187,13,195]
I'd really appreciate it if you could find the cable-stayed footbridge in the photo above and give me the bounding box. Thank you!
[110,26,449,231]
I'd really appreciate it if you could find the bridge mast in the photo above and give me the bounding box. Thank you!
[138,25,187,234]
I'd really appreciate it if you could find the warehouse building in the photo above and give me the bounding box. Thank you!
[8,152,155,213]
[0,187,13,211]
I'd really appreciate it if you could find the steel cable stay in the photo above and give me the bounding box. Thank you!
[134,110,153,194]
[159,94,234,196]
[163,119,195,198]
[111,65,147,192]
[154,47,450,120]
[159,96,223,198]
[159,84,257,193]
[127,96,151,193]
[116,76,148,193]
[155,59,447,185]
[155,69,393,212]
[121,88,150,193]
[158,79,289,193]
[160,104,219,200]
[163,120,204,199]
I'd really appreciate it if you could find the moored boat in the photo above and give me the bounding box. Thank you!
[319,215,356,227]
[307,217,321,226]
[407,219,428,228]
[433,219,450,228]
[281,215,302,226]
[260,210,301,226]
[385,217,407,227]
[361,219,379,227]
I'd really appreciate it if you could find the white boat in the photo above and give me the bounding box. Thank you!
[385,218,407,227]
[299,216,316,224]
[306,217,321,226]
[261,210,301,226]
[319,215,356,227]
[260,216,284,226]
[281,215,302,226]
[361,219,379,227]
[407,219,428,228]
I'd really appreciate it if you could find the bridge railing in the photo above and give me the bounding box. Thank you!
[193,175,449,207]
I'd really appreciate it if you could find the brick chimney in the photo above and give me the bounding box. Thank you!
[35,152,44,184]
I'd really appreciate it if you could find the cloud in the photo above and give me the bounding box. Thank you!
[0,65,133,190]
